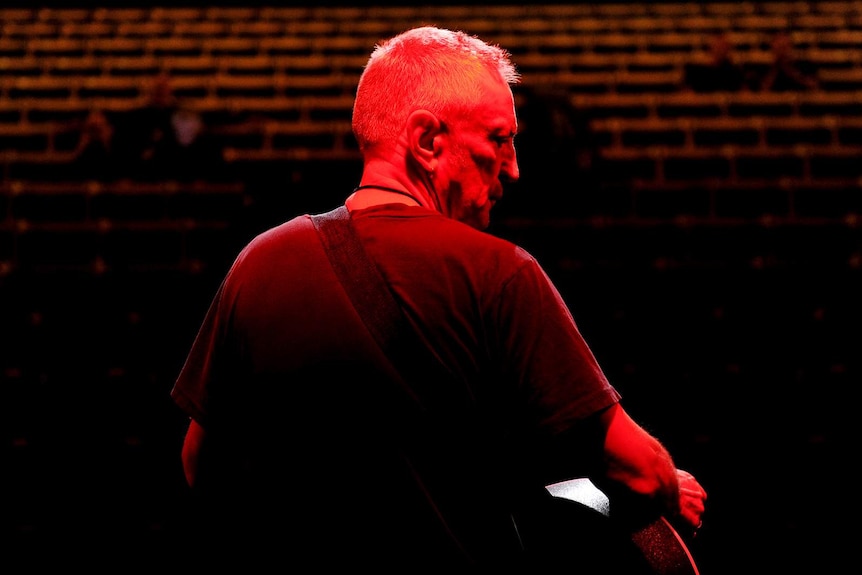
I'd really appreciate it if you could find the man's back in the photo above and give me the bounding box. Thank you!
[175,205,545,567]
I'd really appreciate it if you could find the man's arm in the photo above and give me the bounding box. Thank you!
[181,417,206,488]
[593,403,706,531]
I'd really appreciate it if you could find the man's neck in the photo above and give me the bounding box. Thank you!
[345,185,421,211]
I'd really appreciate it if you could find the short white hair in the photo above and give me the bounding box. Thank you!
[352,26,520,151]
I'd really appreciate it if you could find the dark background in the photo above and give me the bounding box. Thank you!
[2,3,859,572]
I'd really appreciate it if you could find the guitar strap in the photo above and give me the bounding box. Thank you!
[310,204,423,403]
[311,204,484,560]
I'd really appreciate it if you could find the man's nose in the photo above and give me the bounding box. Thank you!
[501,148,519,182]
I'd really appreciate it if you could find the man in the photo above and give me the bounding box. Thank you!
[172,26,706,570]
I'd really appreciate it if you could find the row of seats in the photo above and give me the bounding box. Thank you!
[0,53,369,78]
[0,221,240,275]
[593,115,862,147]
[596,141,862,173]
[2,62,861,97]
[3,175,858,276]
[0,115,355,155]
[595,146,862,214]
[626,176,862,221]
[4,262,856,384]
[6,179,857,232]
[2,91,860,126]
[0,163,857,229]
[496,213,862,269]
[0,180,246,275]
[6,96,862,151]
[0,179,245,220]
[2,148,861,227]
[1,29,862,59]
[5,3,862,27]
[11,112,861,149]
[0,74,359,101]
[580,107,862,210]
[0,49,859,82]
[1,28,862,49]
[572,90,862,118]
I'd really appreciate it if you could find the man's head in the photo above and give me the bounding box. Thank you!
[352,26,521,230]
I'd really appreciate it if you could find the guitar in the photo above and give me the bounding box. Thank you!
[543,478,700,575]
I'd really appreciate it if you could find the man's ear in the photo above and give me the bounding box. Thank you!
[407,109,444,173]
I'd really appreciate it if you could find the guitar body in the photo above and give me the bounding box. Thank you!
[629,516,700,575]
[511,478,700,575]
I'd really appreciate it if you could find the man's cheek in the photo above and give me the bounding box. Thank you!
[471,152,497,176]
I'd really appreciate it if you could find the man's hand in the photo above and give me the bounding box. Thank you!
[676,468,707,535]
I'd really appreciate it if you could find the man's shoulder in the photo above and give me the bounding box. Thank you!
[232,214,320,267]
[254,213,316,240]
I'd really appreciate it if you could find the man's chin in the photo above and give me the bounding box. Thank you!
[459,202,493,230]
[475,207,493,230]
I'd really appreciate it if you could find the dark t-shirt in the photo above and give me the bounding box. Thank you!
[171,203,620,568]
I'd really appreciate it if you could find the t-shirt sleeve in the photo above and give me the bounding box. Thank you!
[170,276,231,428]
[171,236,256,430]
[496,250,620,436]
